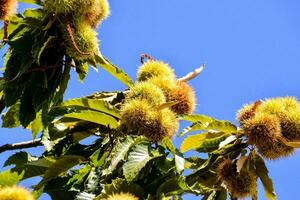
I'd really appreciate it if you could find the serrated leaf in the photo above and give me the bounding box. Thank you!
[4,151,37,167]
[27,111,43,138]
[181,114,214,123]
[74,168,101,200]
[75,192,95,200]
[59,97,120,118]
[206,121,237,133]
[1,103,21,128]
[254,154,276,200]
[0,169,24,186]
[179,122,206,137]
[103,136,145,175]
[95,178,144,199]
[27,157,56,168]
[179,118,237,137]
[35,155,85,189]
[180,132,226,153]
[62,110,119,129]
[156,177,184,197]
[123,143,163,181]
[95,54,134,87]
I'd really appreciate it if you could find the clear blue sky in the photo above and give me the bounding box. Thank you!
[1,1,300,199]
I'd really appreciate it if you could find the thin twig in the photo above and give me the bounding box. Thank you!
[3,20,8,41]
[141,54,154,64]
[0,138,43,154]
[178,64,206,82]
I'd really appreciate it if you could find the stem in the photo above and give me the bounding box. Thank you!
[0,138,43,154]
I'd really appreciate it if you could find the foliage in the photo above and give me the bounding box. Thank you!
[0,1,299,200]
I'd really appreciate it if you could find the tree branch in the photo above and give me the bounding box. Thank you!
[0,138,43,154]
[178,64,206,82]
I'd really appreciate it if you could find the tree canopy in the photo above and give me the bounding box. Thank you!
[0,1,299,200]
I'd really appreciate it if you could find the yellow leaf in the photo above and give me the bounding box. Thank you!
[180,133,208,152]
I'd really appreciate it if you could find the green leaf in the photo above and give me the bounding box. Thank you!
[18,0,42,5]
[36,155,85,189]
[181,114,215,123]
[76,62,89,82]
[0,16,23,41]
[67,165,91,189]
[181,133,209,152]
[95,54,134,87]
[123,143,163,181]
[27,157,56,168]
[156,101,179,111]
[102,136,145,175]
[206,121,237,133]
[59,97,120,118]
[0,78,5,91]
[27,112,43,138]
[179,117,237,137]
[3,153,50,181]
[0,169,24,186]
[4,152,37,167]
[44,177,77,200]
[23,9,43,19]
[95,178,144,199]
[1,103,21,128]
[205,189,227,200]
[62,110,119,128]
[161,137,176,154]
[74,168,101,200]
[156,177,184,197]
[180,132,226,153]
[254,154,276,200]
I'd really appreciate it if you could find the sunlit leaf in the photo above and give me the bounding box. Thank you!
[0,170,24,186]
[161,137,176,154]
[180,132,226,153]
[59,97,120,118]
[27,112,43,138]
[181,114,214,123]
[62,110,119,128]
[179,117,237,137]
[95,54,134,87]
[254,154,276,200]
